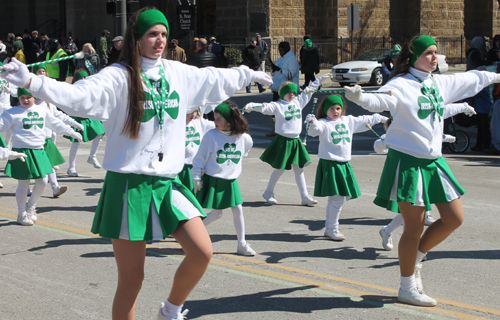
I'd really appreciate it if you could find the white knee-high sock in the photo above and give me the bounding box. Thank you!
[47,172,58,189]
[89,135,103,158]
[292,164,308,198]
[231,204,246,244]
[26,177,48,209]
[265,169,285,194]
[16,180,30,215]
[325,195,345,230]
[51,131,57,144]
[385,213,404,234]
[69,142,79,169]
[203,209,223,226]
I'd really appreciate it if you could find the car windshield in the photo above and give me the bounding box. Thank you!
[354,49,390,61]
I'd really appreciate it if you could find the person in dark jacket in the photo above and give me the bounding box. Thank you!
[486,34,500,65]
[299,35,320,89]
[242,38,265,93]
[466,36,486,71]
[185,38,221,68]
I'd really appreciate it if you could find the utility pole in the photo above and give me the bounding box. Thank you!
[115,0,127,38]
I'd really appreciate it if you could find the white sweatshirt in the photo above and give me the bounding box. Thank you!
[0,147,9,160]
[27,57,260,178]
[39,101,80,139]
[191,129,253,180]
[357,67,496,159]
[185,117,215,165]
[308,114,387,162]
[0,104,77,149]
[250,77,322,138]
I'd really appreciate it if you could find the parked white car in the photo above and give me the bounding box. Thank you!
[331,48,449,86]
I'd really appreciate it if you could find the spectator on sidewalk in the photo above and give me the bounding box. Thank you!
[299,35,320,89]
[242,37,265,93]
[255,33,268,72]
[185,38,221,68]
[466,36,486,71]
[189,37,199,57]
[97,29,109,68]
[163,39,186,62]
[107,36,123,65]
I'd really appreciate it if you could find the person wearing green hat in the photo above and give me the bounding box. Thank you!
[0,6,272,319]
[344,34,500,308]
[381,44,401,84]
[299,35,320,90]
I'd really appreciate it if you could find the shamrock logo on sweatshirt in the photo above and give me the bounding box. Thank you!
[331,123,350,144]
[185,126,200,146]
[417,95,444,120]
[141,79,180,122]
[216,143,242,164]
[284,105,301,121]
[22,112,44,130]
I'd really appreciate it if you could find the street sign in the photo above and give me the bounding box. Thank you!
[347,4,359,31]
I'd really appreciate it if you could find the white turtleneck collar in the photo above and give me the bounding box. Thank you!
[409,66,432,80]
[140,56,162,72]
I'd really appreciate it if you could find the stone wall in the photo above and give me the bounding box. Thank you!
[421,0,464,37]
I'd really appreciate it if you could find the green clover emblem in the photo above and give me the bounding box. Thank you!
[185,126,201,146]
[216,143,242,164]
[141,79,179,122]
[284,105,301,121]
[22,112,44,130]
[331,123,350,144]
[417,96,444,120]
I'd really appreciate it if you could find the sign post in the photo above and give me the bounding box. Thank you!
[347,3,359,60]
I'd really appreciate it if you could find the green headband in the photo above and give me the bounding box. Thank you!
[304,39,312,48]
[279,83,298,100]
[138,9,170,39]
[323,95,343,115]
[410,35,438,67]
[17,87,32,98]
[75,70,88,81]
[33,63,47,74]
[215,103,232,125]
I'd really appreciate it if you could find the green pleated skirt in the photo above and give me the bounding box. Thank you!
[64,117,105,142]
[178,164,194,192]
[260,134,311,170]
[314,159,361,199]
[374,148,466,213]
[0,133,6,148]
[5,148,53,180]
[196,174,243,210]
[91,171,206,241]
[43,138,65,167]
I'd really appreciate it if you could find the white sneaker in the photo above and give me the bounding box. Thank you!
[26,205,37,223]
[0,180,3,188]
[379,227,393,251]
[424,214,436,226]
[301,195,318,206]
[67,167,78,177]
[397,287,437,307]
[324,228,345,241]
[53,185,68,198]
[87,157,102,168]
[157,303,189,320]
[415,263,424,293]
[237,243,256,256]
[52,165,60,171]
[17,212,33,226]
[262,191,278,205]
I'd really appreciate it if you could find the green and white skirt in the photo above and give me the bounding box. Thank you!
[260,134,311,170]
[5,148,53,180]
[91,171,205,241]
[374,149,466,213]
[64,117,105,142]
[178,164,194,192]
[44,138,65,167]
[196,175,243,210]
[0,133,6,148]
[314,159,361,199]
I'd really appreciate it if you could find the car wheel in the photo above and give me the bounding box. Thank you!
[339,82,351,87]
[370,68,383,86]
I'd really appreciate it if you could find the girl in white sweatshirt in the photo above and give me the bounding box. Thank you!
[191,101,255,256]
[344,34,495,308]
[305,94,387,241]
[0,88,82,226]
[0,7,271,319]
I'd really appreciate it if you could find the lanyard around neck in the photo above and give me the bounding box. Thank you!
[411,72,442,121]
[140,65,168,128]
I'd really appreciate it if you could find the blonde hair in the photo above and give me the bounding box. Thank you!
[83,43,96,54]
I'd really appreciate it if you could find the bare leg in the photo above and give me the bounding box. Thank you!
[398,202,425,276]
[418,198,464,253]
[168,217,213,306]
[111,239,146,320]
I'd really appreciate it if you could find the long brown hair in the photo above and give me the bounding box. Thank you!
[390,34,425,80]
[220,100,249,135]
[120,6,158,139]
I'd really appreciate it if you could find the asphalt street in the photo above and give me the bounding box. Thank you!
[1,68,499,320]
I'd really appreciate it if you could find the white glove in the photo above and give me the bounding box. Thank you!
[304,114,316,124]
[193,179,203,194]
[321,73,332,81]
[68,131,83,142]
[0,58,33,88]
[344,85,363,103]
[464,105,476,117]
[443,134,456,143]
[253,71,273,86]
[75,123,85,131]
[8,151,27,162]
[495,74,500,83]
[379,115,389,123]
[244,103,256,113]
[380,134,386,141]
[1,84,10,93]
